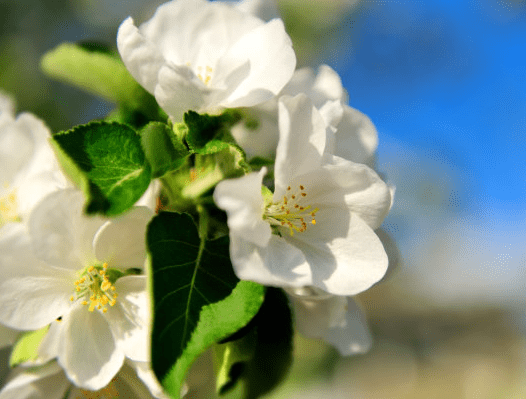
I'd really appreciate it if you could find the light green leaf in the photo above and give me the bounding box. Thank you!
[41,42,157,113]
[147,212,265,398]
[10,326,49,367]
[52,121,151,216]
[140,122,190,178]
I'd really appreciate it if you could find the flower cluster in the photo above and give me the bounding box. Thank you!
[0,0,395,397]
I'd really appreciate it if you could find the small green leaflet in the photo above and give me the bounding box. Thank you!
[140,122,190,178]
[52,121,151,216]
[10,326,49,367]
[147,212,265,398]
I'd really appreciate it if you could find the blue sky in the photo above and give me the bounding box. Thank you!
[334,0,525,215]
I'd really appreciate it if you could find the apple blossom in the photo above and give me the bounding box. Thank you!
[214,94,391,296]
[117,0,296,122]
[0,189,153,390]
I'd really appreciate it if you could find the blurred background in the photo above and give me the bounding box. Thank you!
[1,0,525,397]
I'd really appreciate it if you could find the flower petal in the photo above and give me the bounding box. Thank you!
[274,95,327,197]
[0,224,74,330]
[106,276,149,362]
[154,64,211,122]
[230,234,312,288]
[94,207,153,269]
[0,362,69,399]
[331,105,378,168]
[289,211,388,296]
[117,17,166,94]
[215,18,296,108]
[214,169,271,247]
[29,189,105,269]
[57,306,125,390]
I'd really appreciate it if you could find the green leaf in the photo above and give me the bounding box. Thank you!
[140,122,190,178]
[215,288,294,399]
[53,121,151,216]
[10,326,49,367]
[184,111,242,155]
[41,42,157,114]
[147,212,265,398]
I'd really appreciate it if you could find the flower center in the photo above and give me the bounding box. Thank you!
[264,184,319,236]
[187,62,213,86]
[70,263,118,313]
[0,184,19,226]
[196,65,213,85]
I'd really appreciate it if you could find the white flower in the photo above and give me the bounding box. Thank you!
[0,93,67,229]
[214,94,391,296]
[286,287,372,356]
[231,64,378,168]
[117,0,296,122]
[0,189,153,390]
[0,361,177,399]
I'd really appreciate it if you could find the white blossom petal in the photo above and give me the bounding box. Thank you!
[29,189,105,269]
[106,276,149,362]
[274,95,327,196]
[213,169,271,246]
[230,234,312,288]
[57,306,125,390]
[93,207,153,269]
[0,362,69,399]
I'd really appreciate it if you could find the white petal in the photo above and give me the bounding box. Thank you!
[135,179,161,210]
[0,224,74,330]
[132,361,175,399]
[140,0,262,70]
[283,64,344,107]
[0,90,15,116]
[154,64,211,122]
[215,18,296,108]
[289,212,388,296]
[0,272,74,330]
[117,17,166,94]
[93,207,153,269]
[0,115,34,185]
[58,306,125,390]
[274,95,327,197]
[29,189,105,269]
[0,362,69,399]
[230,234,312,288]
[106,276,149,362]
[323,297,372,355]
[300,157,391,229]
[332,105,378,168]
[214,169,271,246]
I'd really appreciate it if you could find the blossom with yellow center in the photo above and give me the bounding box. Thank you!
[0,189,153,390]
[214,94,392,296]
[117,0,296,122]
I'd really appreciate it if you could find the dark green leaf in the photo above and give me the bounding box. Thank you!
[184,111,242,155]
[52,121,151,216]
[140,122,190,178]
[147,212,265,398]
[215,288,294,399]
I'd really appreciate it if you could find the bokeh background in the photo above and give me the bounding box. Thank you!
[1,0,525,397]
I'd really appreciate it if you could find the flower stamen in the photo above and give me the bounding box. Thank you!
[0,185,19,226]
[72,262,118,313]
[264,184,319,236]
